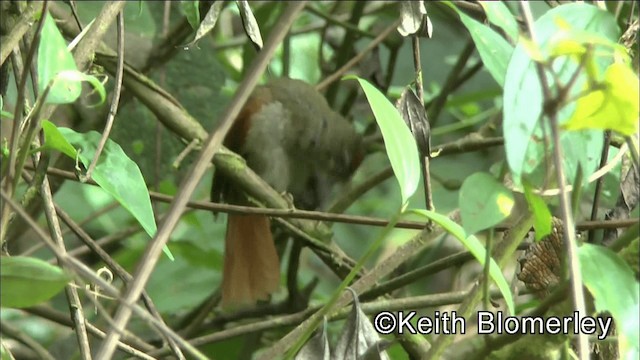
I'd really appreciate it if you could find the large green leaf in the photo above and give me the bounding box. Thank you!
[479,2,519,43]
[1,256,70,308]
[503,3,619,188]
[58,128,174,260]
[412,209,515,315]
[347,76,420,208]
[460,172,514,234]
[579,244,640,360]
[38,13,81,104]
[446,2,514,86]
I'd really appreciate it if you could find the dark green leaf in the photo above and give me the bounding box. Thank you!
[1,256,70,308]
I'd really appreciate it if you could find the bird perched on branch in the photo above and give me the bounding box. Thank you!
[211,77,363,307]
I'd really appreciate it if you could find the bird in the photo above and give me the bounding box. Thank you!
[211,77,363,307]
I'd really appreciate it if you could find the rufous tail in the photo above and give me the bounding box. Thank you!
[222,214,280,307]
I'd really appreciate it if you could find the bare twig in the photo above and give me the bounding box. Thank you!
[324,1,366,105]
[39,173,92,359]
[25,305,157,359]
[0,1,43,64]
[361,243,530,301]
[316,19,401,91]
[83,12,125,181]
[588,131,611,243]
[31,165,638,232]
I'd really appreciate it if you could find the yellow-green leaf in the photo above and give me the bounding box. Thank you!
[565,62,639,135]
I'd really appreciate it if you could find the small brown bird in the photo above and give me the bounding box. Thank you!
[212,78,362,307]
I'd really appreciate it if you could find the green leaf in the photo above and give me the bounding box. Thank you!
[58,128,174,260]
[411,209,515,315]
[459,172,514,234]
[446,2,513,86]
[55,70,107,106]
[346,76,420,208]
[478,1,519,43]
[38,13,81,104]
[579,244,640,360]
[1,256,70,308]
[180,0,200,30]
[39,120,78,158]
[503,3,619,188]
[565,62,639,135]
[523,182,552,241]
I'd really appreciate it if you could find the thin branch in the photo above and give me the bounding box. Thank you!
[324,1,366,106]
[39,174,92,359]
[588,131,611,243]
[0,1,43,65]
[360,243,530,301]
[316,19,401,91]
[31,165,638,232]
[71,1,126,72]
[83,11,125,181]
[25,307,156,360]
[520,2,589,359]
[305,4,376,39]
